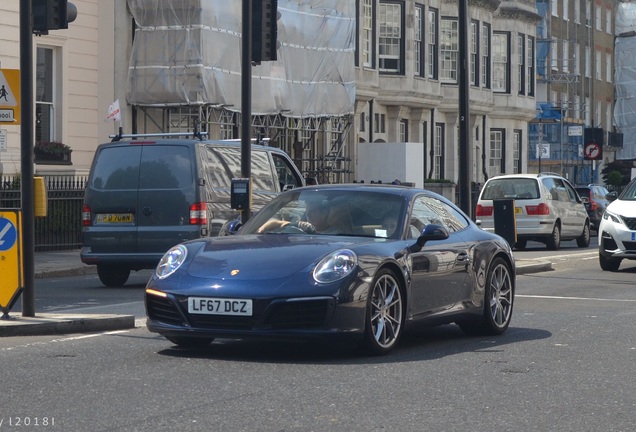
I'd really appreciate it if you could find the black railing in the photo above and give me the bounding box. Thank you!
[0,175,86,252]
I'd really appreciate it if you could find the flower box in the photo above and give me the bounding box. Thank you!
[34,141,72,165]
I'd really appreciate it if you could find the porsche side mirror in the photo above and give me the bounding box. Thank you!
[409,224,449,252]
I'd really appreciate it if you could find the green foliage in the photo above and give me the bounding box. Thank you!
[601,160,632,187]
[606,170,624,186]
[34,141,72,155]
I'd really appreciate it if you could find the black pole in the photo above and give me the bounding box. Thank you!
[240,0,252,224]
[19,0,35,317]
[458,0,471,216]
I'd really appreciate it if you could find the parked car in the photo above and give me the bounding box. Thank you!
[574,184,610,231]
[476,173,590,250]
[145,184,516,355]
[81,133,305,287]
[598,178,636,271]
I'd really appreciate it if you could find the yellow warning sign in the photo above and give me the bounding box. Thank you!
[0,211,23,311]
[0,69,21,125]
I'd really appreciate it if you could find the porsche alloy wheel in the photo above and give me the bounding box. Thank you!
[459,257,514,336]
[362,269,404,355]
[485,258,514,333]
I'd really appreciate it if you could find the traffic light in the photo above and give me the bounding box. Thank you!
[251,0,279,62]
[33,0,77,35]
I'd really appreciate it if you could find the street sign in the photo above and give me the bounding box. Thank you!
[0,129,7,151]
[536,143,550,159]
[568,125,583,136]
[0,211,23,312]
[0,69,21,125]
[584,142,602,160]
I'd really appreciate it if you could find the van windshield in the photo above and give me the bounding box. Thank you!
[89,145,193,190]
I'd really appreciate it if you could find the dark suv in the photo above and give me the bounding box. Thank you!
[574,184,610,231]
[81,134,304,286]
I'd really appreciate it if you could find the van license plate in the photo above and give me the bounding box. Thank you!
[515,207,522,214]
[188,297,253,316]
[96,213,134,223]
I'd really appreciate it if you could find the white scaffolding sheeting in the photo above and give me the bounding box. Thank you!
[615,2,636,160]
[126,0,356,118]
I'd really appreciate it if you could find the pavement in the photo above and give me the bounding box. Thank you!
[0,249,552,338]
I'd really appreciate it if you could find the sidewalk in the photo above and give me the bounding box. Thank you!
[0,250,551,338]
[1,249,134,337]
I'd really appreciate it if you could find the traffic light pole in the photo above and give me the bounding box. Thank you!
[458,1,471,217]
[20,0,36,317]
[240,0,253,224]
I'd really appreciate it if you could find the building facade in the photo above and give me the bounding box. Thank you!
[1,1,547,195]
[532,0,618,185]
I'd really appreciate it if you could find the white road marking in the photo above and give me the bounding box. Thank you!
[1,329,131,351]
[517,294,636,302]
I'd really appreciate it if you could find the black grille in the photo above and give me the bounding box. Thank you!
[187,314,256,330]
[622,241,636,251]
[622,217,636,231]
[146,296,185,326]
[264,299,331,329]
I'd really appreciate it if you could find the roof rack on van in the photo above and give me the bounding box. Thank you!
[109,129,208,142]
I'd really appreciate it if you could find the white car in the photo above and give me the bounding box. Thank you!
[598,179,636,271]
[476,173,590,250]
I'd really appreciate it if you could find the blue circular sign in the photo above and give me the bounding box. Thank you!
[0,217,17,252]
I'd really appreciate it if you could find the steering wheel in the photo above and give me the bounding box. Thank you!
[281,224,306,234]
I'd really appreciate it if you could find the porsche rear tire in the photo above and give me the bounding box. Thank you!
[459,257,514,336]
[361,268,404,355]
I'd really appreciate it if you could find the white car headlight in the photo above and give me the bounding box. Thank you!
[603,210,623,225]
[156,245,188,279]
[313,249,357,283]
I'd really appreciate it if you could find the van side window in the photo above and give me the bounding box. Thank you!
[90,146,142,190]
[273,154,302,190]
[139,146,193,189]
[206,146,276,192]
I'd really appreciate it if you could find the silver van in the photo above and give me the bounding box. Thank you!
[476,173,590,250]
[81,134,304,286]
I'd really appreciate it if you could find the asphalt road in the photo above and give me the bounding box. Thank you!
[1,248,635,431]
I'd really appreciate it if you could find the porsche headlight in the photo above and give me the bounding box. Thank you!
[313,249,357,283]
[156,245,188,279]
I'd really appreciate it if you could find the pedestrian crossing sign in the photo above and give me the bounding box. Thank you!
[0,69,21,125]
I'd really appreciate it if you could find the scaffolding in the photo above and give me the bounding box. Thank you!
[125,0,356,183]
[531,0,591,184]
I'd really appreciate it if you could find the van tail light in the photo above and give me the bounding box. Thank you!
[476,204,493,217]
[190,202,207,225]
[589,199,599,211]
[82,204,92,227]
[525,203,550,215]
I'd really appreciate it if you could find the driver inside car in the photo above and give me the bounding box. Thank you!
[257,199,343,234]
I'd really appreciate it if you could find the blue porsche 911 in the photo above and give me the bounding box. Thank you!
[145,184,515,355]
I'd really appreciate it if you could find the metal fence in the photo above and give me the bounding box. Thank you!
[0,175,87,252]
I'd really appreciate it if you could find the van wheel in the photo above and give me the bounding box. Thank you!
[576,222,591,247]
[97,264,131,287]
[546,224,561,251]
